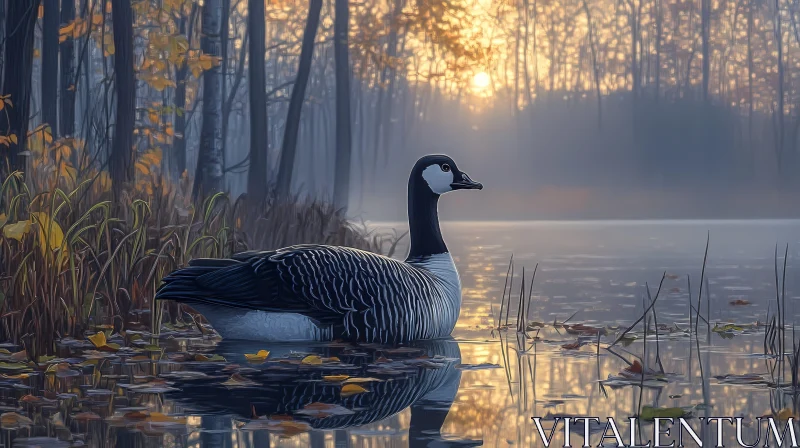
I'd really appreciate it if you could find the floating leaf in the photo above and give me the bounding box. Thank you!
[1,412,33,429]
[87,332,106,348]
[323,375,350,382]
[73,411,101,422]
[221,373,260,388]
[244,350,270,363]
[640,406,689,421]
[301,355,322,365]
[343,377,383,384]
[340,384,369,397]
[194,353,226,362]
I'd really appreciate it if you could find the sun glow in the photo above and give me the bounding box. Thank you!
[472,72,491,90]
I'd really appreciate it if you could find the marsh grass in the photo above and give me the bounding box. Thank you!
[0,170,396,357]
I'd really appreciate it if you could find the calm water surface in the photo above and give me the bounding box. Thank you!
[5,220,800,447]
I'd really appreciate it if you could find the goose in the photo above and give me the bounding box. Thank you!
[155,154,483,343]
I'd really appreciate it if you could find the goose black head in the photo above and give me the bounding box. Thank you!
[411,154,483,195]
[407,155,482,258]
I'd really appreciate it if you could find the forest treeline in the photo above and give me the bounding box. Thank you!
[0,0,797,219]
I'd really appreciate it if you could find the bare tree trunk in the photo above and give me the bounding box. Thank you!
[247,0,269,204]
[110,0,135,200]
[193,0,225,199]
[702,0,710,102]
[275,0,323,198]
[775,0,785,176]
[60,0,76,139]
[582,0,602,128]
[654,0,662,102]
[42,0,59,135]
[0,0,40,179]
[333,0,352,212]
[172,4,198,179]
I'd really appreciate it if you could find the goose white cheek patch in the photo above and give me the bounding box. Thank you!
[422,164,454,194]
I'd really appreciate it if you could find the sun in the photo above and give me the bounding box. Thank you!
[472,71,491,90]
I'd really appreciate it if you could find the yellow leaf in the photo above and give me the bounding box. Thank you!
[59,22,75,36]
[3,221,31,241]
[8,134,17,145]
[323,375,349,382]
[340,384,369,397]
[30,211,65,256]
[300,355,322,365]
[0,213,8,228]
[87,331,107,348]
[244,350,270,362]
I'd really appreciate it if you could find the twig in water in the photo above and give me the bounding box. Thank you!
[505,261,515,328]
[647,282,665,374]
[695,232,710,336]
[498,255,513,329]
[609,272,666,348]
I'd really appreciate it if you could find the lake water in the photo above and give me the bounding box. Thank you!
[3,220,800,447]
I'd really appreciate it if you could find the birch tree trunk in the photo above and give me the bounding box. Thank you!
[193,0,225,199]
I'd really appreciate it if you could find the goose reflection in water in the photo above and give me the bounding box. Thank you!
[154,338,481,447]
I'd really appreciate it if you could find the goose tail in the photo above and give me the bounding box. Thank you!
[155,258,262,308]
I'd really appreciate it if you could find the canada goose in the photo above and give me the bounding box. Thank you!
[155,154,483,343]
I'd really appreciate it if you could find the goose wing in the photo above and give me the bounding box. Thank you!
[186,245,436,323]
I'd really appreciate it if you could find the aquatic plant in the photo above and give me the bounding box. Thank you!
[0,164,395,357]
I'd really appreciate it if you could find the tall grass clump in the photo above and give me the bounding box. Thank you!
[0,138,395,357]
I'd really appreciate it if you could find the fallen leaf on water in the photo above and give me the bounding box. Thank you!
[1,412,33,429]
[323,375,350,382]
[244,350,270,363]
[624,360,643,374]
[87,332,107,348]
[301,355,322,365]
[73,411,102,422]
[640,406,690,421]
[729,299,751,306]
[221,373,260,388]
[343,377,383,384]
[194,354,226,362]
[561,342,582,350]
[340,384,369,397]
[0,362,31,372]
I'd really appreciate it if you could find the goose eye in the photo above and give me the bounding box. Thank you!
[441,163,451,172]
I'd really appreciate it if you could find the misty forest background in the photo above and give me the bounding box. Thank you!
[1,0,799,223]
[0,0,797,352]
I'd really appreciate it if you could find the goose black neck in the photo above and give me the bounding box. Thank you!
[407,179,447,259]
